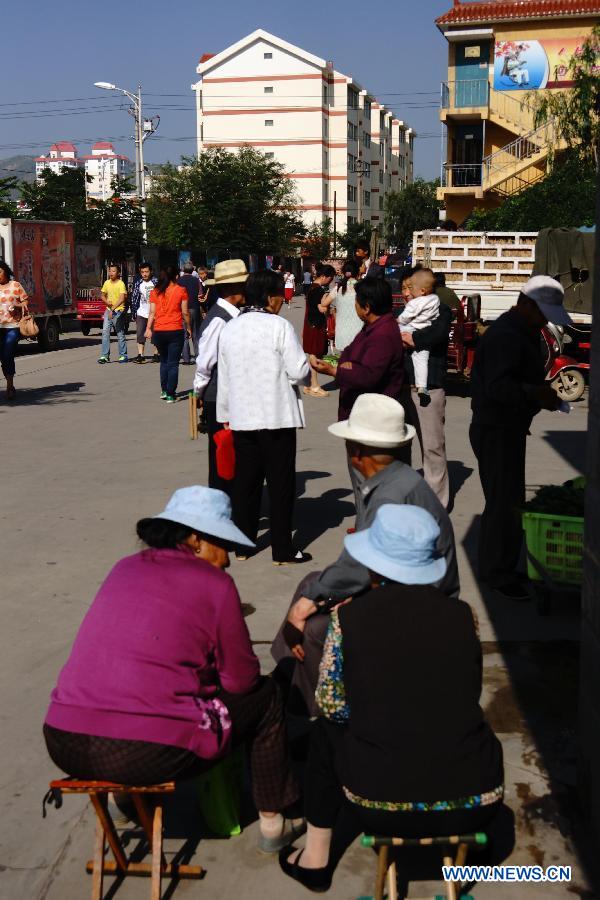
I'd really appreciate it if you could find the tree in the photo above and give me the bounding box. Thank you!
[0,177,18,217]
[530,25,600,172]
[336,220,373,257]
[384,179,441,249]
[466,150,596,231]
[18,169,142,244]
[301,218,337,260]
[146,148,305,253]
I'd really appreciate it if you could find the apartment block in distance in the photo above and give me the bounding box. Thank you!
[436,0,600,224]
[192,29,415,233]
[35,142,81,180]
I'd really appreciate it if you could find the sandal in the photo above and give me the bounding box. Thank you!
[303,387,328,398]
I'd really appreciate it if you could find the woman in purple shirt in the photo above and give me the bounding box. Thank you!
[44,486,302,852]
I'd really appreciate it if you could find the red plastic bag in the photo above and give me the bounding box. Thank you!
[213,428,236,480]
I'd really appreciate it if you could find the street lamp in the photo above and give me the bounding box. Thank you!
[94,81,159,241]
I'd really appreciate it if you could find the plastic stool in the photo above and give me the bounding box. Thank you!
[194,746,244,837]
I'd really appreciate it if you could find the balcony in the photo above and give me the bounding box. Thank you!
[441,80,489,118]
[438,163,484,200]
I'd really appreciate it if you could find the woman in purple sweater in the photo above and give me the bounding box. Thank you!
[44,485,302,852]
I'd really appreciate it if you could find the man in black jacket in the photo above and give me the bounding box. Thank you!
[400,268,452,508]
[469,276,571,601]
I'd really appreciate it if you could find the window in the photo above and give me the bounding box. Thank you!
[387,174,392,187]
[265,152,275,159]
[364,162,371,178]
[264,86,273,94]
[324,150,328,169]
[347,153,356,173]
[379,169,383,184]
[399,128,406,145]
[323,85,328,105]
[265,119,274,126]
[364,190,370,207]
[348,215,357,225]
[264,52,273,59]
[379,196,384,211]
[363,132,371,148]
[347,184,357,202]
[347,88,359,109]
[409,135,414,150]
[364,99,372,118]
[380,112,385,130]
[347,121,358,141]
[324,183,329,201]
[324,118,328,137]
[379,142,384,157]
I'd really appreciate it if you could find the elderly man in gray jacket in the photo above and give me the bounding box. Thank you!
[271,393,459,716]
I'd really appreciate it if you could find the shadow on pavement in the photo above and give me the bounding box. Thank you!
[462,514,600,893]
[0,382,88,408]
[294,487,354,550]
[543,429,587,474]
[296,470,331,497]
[448,460,474,509]
[17,337,102,356]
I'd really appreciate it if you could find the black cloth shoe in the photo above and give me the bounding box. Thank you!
[273,550,313,567]
[418,390,431,407]
[152,353,160,363]
[279,847,332,893]
[492,581,531,602]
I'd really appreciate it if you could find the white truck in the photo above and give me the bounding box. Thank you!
[0,218,77,350]
[412,230,592,325]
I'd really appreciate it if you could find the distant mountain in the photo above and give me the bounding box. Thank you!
[0,155,36,183]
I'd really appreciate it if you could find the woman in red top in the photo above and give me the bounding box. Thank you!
[146,266,190,402]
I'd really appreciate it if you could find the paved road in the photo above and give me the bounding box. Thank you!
[0,298,593,898]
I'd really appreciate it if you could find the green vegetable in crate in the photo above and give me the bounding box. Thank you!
[523,479,585,517]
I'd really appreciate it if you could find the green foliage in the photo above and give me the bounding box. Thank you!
[530,25,600,172]
[384,179,441,249]
[466,151,596,231]
[301,217,337,260]
[146,149,305,253]
[336,221,373,256]
[18,169,142,244]
[0,177,18,216]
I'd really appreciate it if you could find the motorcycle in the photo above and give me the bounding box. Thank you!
[541,323,589,402]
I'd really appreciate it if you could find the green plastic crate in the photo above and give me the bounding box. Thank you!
[522,511,584,585]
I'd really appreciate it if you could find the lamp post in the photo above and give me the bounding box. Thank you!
[93,82,159,242]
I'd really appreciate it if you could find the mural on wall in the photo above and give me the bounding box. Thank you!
[494,36,587,90]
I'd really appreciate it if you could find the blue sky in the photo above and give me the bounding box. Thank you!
[3,0,451,179]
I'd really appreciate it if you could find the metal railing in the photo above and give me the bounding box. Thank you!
[441,80,489,109]
[442,163,483,188]
[482,119,556,190]
[488,89,536,135]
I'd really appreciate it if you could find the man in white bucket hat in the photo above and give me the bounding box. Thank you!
[271,393,459,717]
[193,260,249,492]
[470,275,571,602]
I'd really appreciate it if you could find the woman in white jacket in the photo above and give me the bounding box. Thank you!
[217,270,311,565]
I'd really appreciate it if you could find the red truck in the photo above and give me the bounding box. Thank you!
[0,218,77,350]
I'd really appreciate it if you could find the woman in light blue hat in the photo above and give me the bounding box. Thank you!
[44,485,303,853]
[280,504,505,892]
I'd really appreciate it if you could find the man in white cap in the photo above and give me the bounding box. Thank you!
[271,393,459,716]
[193,260,248,492]
[470,275,572,601]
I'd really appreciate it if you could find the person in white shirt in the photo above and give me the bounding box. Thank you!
[193,260,248,491]
[284,270,296,305]
[132,262,158,364]
[398,268,440,407]
[217,269,311,565]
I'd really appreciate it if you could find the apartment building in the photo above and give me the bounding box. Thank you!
[436,0,600,224]
[192,29,414,232]
[83,142,129,201]
[35,142,80,180]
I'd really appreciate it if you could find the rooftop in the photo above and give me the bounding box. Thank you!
[50,140,77,152]
[436,0,600,26]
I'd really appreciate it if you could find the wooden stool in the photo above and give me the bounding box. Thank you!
[48,779,203,900]
[360,832,488,900]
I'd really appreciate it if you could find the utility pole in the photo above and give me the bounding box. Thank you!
[333,191,337,258]
[94,82,159,243]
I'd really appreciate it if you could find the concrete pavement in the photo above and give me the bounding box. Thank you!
[0,298,594,898]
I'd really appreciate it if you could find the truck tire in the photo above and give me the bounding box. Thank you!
[38,317,60,352]
[81,322,92,336]
[551,368,586,402]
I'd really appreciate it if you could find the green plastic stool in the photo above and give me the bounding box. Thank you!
[194,746,244,837]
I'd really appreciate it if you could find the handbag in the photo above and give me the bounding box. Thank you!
[19,305,39,338]
[213,428,236,480]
